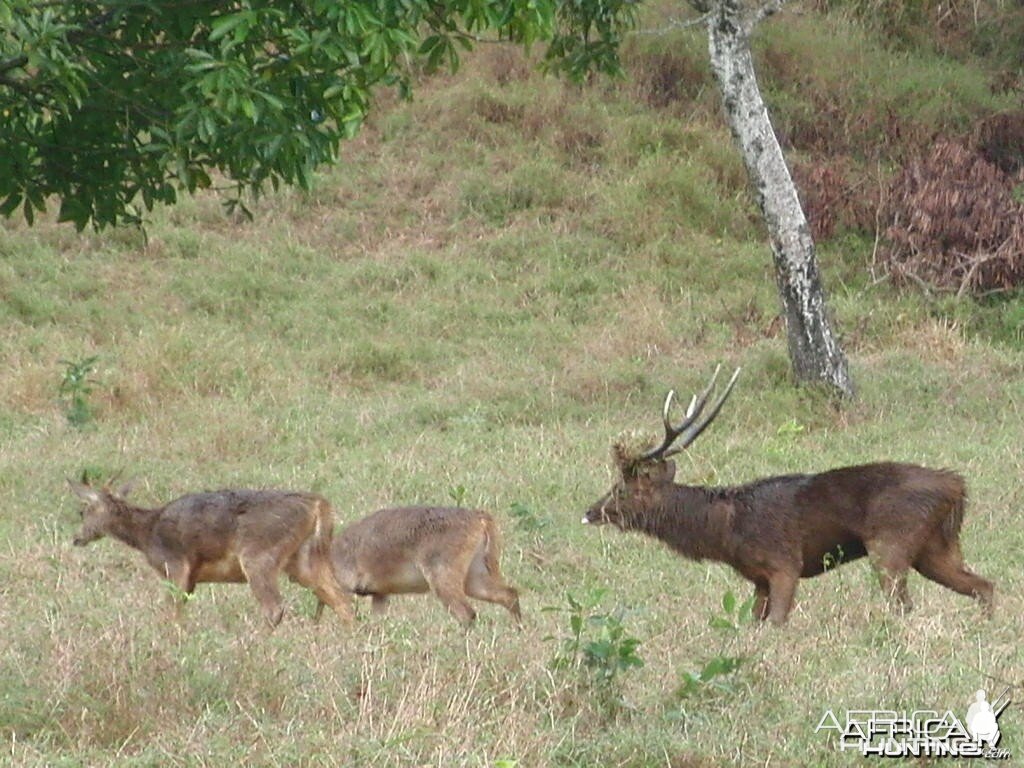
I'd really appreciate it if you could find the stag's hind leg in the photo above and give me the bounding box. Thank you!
[866,539,913,613]
[913,539,994,614]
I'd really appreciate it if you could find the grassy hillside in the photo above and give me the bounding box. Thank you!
[2,6,1023,766]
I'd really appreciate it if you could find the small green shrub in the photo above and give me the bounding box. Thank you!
[448,484,468,506]
[508,501,547,532]
[58,355,99,427]
[676,590,754,699]
[546,589,645,688]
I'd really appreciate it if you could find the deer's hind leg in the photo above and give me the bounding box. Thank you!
[286,543,355,627]
[913,538,994,615]
[371,595,389,616]
[464,546,522,624]
[240,552,287,628]
[420,550,477,627]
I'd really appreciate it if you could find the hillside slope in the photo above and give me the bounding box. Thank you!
[2,6,1022,765]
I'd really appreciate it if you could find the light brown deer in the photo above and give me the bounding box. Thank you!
[322,506,522,627]
[583,366,995,624]
[69,478,354,627]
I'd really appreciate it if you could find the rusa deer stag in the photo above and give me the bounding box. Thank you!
[69,478,354,627]
[321,506,521,627]
[582,366,995,625]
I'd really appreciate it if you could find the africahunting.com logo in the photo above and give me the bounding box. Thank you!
[815,686,1013,759]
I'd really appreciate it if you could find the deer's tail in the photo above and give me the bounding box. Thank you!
[941,471,967,544]
[311,497,338,623]
[479,511,504,577]
[312,497,336,559]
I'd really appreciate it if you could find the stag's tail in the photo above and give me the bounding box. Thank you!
[941,471,967,544]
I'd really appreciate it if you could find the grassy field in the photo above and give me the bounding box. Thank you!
[2,6,1024,766]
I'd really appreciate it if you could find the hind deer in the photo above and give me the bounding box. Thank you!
[582,366,995,624]
[69,478,354,627]
[322,506,522,627]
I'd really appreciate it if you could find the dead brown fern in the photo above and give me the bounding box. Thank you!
[881,138,1024,296]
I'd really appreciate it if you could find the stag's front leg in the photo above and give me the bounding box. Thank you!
[766,571,799,625]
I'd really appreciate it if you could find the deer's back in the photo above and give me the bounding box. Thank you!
[156,490,324,559]
[798,463,964,528]
[337,506,488,551]
[725,463,965,577]
[332,507,491,593]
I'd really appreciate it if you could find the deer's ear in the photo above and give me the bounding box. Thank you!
[663,460,676,483]
[68,479,100,503]
[114,480,135,499]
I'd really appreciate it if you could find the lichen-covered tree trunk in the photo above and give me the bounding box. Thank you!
[704,1,853,396]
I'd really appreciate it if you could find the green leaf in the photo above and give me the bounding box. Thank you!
[722,590,736,614]
[209,12,249,43]
[57,197,91,230]
[0,192,22,217]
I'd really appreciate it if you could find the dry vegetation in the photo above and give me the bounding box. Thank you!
[882,137,1024,296]
[3,3,1024,766]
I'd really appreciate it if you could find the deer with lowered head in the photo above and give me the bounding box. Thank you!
[582,367,995,625]
[321,506,522,627]
[69,477,354,627]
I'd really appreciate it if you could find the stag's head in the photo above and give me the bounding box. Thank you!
[68,476,133,546]
[582,366,740,528]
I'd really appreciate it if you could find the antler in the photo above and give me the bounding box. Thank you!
[639,365,741,461]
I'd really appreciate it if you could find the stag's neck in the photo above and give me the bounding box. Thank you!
[107,498,162,551]
[623,485,734,563]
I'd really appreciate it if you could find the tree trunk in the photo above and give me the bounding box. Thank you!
[704,1,853,397]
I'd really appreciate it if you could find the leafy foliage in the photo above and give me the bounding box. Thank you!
[508,501,548,532]
[0,0,636,229]
[547,589,644,687]
[676,590,754,699]
[58,355,99,427]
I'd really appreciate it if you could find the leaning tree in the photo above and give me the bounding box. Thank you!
[694,0,852,396]
[0,0,851,395]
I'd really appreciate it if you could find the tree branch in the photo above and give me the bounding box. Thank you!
[633,11,712,36]
[746,0,786,32]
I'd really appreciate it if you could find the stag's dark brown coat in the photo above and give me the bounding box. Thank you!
[583,368,994,624]
[70,481,353,627]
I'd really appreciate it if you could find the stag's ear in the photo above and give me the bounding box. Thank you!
[67,478,100,503]
[662,460,676,483]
